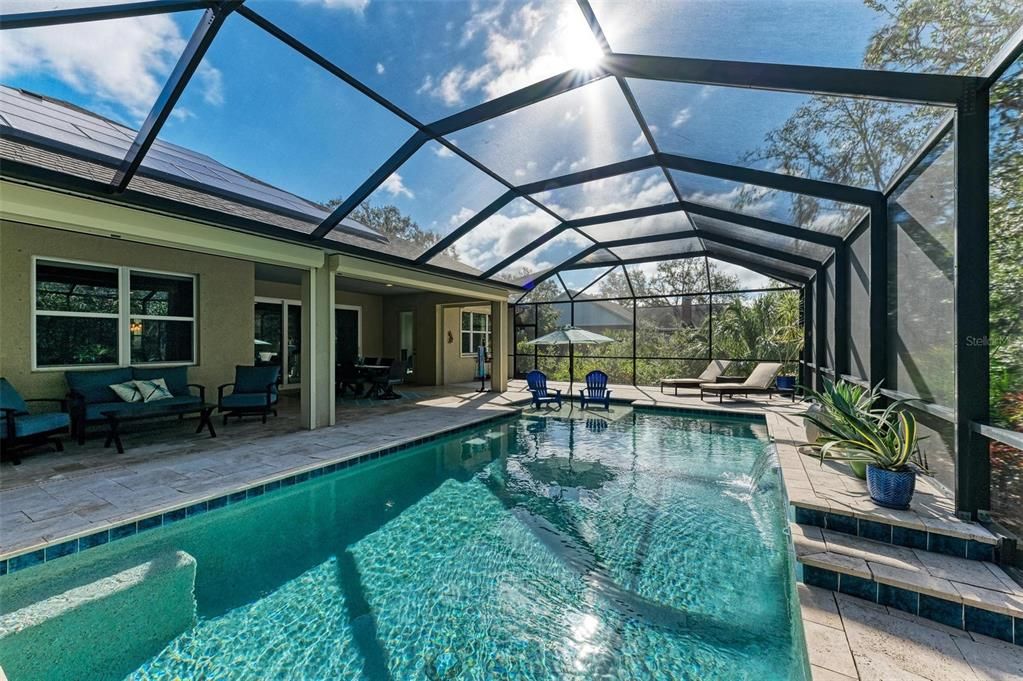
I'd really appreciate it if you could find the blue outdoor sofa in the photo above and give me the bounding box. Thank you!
[65,366,205,443]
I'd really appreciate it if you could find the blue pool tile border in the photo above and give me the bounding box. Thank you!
[793,506,998,562]
[799,566,1021,646]
[0,410,521,577]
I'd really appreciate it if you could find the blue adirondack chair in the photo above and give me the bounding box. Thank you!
[526,370,562,409]
[579,371,612,410]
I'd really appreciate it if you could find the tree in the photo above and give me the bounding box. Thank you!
[326,199,439,251]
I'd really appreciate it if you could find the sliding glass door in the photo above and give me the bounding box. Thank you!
[254,298,302,388]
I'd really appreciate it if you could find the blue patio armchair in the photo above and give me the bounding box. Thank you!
[1,378,70,465]
[218,365,281,424]
[579,370,612,410]
[526,370,562,409]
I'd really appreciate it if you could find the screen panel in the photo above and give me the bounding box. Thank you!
[670,169,867,236]
[450,77,651,185]
[689,213,833,262]
[578,210,692,242]
[532,167,674,219]
[354,140,509,256]
[590,0,1023,77]
[887,132,955,407]
[629,78,944,191]
[153,14,415,223]
[848,223,871,381]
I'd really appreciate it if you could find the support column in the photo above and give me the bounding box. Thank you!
[834,245,850,380]
[869,198,888,388]
[814,273,827,391]
[954,89,990,518]
[300,256,337,430]
[490,299,508,392]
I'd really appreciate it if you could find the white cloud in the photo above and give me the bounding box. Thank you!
[451,202,588,271]
[0,14,223,122]
[310,0,370,12]
[421,2,601,108]
[381,172,414,199]
[376,62,386,75]
[433,144,456,158]
[671,107,692,128]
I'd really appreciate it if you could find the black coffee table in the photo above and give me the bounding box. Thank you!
[101,402,217,454]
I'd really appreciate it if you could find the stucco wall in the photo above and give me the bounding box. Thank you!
[253,280,384,358]
[0,221,254,400]
[442,305,490,384]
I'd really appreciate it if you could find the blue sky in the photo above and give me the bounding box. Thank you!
[1,0,904,280]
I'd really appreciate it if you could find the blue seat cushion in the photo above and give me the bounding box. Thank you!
[234,365,280,395]
[133,366,189,397]
[66,368,133,404]
[0,412,70,439]
[220,393,278,409]
[84,395,200,421]
[0,378,29,415]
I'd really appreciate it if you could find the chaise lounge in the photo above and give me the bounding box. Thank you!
[660,360,731,395]
[699,362,783,403]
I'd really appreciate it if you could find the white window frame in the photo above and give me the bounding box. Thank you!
[31,256,198,371]
[460,310,491,357]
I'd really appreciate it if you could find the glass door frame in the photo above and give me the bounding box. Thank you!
[254,296,302,389]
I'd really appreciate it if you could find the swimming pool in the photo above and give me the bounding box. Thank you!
[0,410,808,680]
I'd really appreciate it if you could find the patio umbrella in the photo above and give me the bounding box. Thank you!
[526,325,614,398]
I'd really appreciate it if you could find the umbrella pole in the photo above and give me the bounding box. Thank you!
[568,342,574,410]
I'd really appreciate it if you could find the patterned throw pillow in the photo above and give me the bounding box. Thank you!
[109,381,142,403]
[134,378,174,403]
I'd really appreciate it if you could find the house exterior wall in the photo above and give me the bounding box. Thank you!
[0,220,254,400]
[442,305,490,384]
[253,280,385,358]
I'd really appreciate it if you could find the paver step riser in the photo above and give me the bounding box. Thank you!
[794,505,999,562]
[798,563,1023,647]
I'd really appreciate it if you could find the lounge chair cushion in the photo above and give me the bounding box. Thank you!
[0,412,70,439]
[744,362,783,388]
[699,360,731,381]
[84,395,201,421]
[66,368,133,404]
[220,392,278,409]
[0,378,29,415]
[700,382,748,390]
[133,366,189,397]
[660,378,702,386]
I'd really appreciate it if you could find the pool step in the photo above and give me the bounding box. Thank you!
[791,522,1023,646]
[789,498,1000,563]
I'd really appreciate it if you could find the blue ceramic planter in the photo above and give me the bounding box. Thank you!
[776,376,796,391]
[866,464,916,509]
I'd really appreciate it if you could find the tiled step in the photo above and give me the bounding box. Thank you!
[791,522,1023,646]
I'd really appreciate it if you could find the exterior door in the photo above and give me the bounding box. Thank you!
[399,310,414,375]
[335,307,360,364]
[254,298,301,388]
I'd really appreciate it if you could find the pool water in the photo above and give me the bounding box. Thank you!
[0,411,808,680]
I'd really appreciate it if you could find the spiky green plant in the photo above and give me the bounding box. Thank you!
[802,379,922,472]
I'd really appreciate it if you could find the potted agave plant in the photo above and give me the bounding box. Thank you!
[802,379,923,509]
[801,380,887,479]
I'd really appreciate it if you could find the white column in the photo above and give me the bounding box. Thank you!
[300,257,337,429]
[490,300,508,392]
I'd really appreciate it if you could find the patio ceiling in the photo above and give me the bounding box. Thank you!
[1,1,1020,291]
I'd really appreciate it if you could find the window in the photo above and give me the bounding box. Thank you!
[461,311,491,356]
[33,258,196,368]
